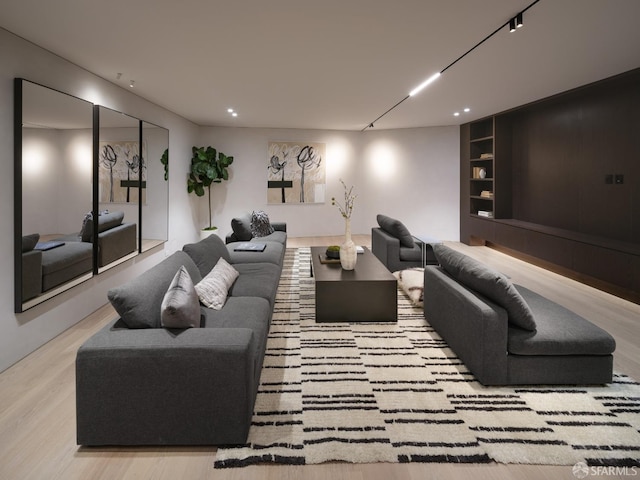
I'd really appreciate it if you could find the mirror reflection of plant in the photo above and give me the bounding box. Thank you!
[187,146,234,230]
[160,148,168,181]
[100,144,117,202]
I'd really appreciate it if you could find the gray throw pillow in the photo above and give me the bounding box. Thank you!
[376,214,415,248]
[250,210,275,237]
[108,251,202,329]
[182,233,232,277]
[22,233,40,252]
[161,266,202,328]
[231,213,253,241]
[432,243,537,331]
[195,257,239,310]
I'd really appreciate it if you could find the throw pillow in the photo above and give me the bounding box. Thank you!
[160,266,202,328]
[250,210,275,237]
[195,257,239,310]
[108,251,203,329]
[231,213,253,241]
[22,233,40,252]
[432,244,537,331]
[376,214,415,248]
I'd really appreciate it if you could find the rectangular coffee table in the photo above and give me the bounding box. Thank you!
[310,246,397,322]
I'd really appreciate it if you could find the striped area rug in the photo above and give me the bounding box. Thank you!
[214,248,640,468]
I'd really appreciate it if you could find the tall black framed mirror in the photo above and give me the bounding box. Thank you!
[15,79,95,312]
[141,121,169,252]
[95,106,141,272]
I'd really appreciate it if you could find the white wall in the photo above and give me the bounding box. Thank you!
[0,28,200,372]
[199,126,460,241]
[1,26,461,373]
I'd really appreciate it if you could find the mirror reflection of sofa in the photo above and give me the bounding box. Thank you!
[21,211,136,302]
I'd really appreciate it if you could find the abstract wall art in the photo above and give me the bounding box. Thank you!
[99,140,147,204]
[267,141,325,204]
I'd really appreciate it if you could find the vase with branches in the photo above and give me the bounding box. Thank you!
[332,179,358,270]
[187,146,234,232]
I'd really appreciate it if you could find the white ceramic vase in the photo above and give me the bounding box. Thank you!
[340,218,357,270]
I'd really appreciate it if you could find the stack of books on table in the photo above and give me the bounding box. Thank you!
[477,210,494,218]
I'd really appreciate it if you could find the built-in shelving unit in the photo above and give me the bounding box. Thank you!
[469,118,494,218]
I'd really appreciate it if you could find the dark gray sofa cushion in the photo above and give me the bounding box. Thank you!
[508,285,616,355]
[230,262,281,305]
[108,251,202,329]
[22,233,40,252]
[183,234,232,277]
[81,211,125,242]
[231,213,253,241]
[228,241,285,266]
[433,243,536,331]
[376,214,415,248]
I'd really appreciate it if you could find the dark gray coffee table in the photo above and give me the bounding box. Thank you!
[310,246,397,322]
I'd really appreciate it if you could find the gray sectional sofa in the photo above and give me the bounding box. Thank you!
[423,244,616,385]
[76,226,286,446]
[21,211,136,302]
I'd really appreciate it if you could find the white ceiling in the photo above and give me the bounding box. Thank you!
[2,0,640,130]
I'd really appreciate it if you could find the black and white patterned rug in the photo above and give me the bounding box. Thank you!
[214,248,640,468]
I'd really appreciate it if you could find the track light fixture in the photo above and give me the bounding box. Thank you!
[361,0,539,131]
[510,12,524,32]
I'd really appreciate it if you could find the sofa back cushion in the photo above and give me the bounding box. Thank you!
[376,214,415,248]
[432,243,537,331]
[231,213,253,241]
[81,211,125,242]
[182,234,232,277]
[108,251,202,329]
[22,233,40,252]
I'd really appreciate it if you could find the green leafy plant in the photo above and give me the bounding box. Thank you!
[187,146,234,230]
[160,148,168,181]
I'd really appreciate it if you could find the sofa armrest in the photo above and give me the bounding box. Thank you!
[372,227,401,270]
[22,250,43,301]
[76,320,256,445]
[423,266,509,385]
[272,222,286,232]
[97,222,136,266]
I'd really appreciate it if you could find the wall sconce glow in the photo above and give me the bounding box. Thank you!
[22,145,46,177]
[368,141,398,180]
[71,140,93,175]
[409,72,441,97]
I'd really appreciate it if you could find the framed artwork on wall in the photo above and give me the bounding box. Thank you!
[267,141,325,204]
[99,140,147,204]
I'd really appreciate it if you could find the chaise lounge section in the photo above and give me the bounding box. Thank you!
[423,244,616,385]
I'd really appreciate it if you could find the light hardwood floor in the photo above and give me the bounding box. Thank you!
[1,237,638,480]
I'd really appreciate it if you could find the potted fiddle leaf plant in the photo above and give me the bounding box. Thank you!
[187,146,234,235]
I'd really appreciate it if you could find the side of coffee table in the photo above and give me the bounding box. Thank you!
[310,246,397,322]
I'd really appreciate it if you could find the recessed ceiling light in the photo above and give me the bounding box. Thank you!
[454,112,460,116]
[232,112,238,117]
[464,108,470,113]
[227,108,234,113]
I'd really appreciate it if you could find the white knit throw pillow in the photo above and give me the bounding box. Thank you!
[195,257,239,310]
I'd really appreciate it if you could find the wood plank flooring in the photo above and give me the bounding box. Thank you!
[1,237,638,480]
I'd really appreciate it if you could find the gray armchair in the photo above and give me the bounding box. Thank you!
[372,214,436,272]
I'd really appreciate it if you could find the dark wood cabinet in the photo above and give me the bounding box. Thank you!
[460,67,640,304]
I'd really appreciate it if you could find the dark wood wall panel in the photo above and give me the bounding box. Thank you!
[460,68,640,303]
